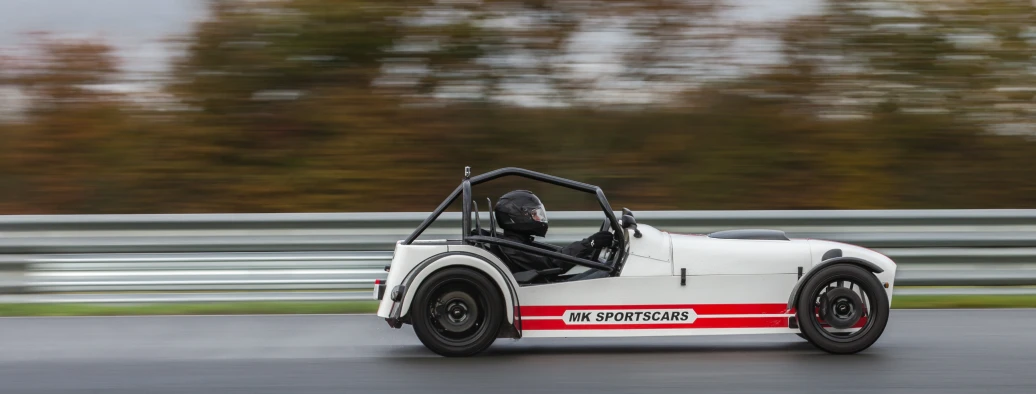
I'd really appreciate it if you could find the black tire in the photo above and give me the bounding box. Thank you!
[796,264,889,354]
[411,267,504,357]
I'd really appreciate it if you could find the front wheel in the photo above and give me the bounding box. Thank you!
[411,267,503,357]
[796,264,889,354]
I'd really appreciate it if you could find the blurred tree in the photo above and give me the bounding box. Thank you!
[699,0,1036,209]
[162,0,476,212]
[378,0,727,107]
[4,0,1036,214]
[0,38,159,213]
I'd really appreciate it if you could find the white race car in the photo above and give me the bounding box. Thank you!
[375,168,896,357]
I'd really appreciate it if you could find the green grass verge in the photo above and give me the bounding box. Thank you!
[892,295,1036,309]
[0,301,380,317]
[1,295,1035,317]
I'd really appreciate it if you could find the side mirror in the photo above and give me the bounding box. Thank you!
[621,214,642,238]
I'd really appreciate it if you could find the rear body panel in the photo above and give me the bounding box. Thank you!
[377,242,519,326]
[376,242,449,318]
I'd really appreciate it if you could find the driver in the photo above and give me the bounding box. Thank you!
[493,190,614,274]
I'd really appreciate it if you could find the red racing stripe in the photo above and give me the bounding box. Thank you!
[521,317,789,331]
[519,303,788,317]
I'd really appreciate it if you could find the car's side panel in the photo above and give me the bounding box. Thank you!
[517,274,798,338]
[671,235,811,276]
[620,254,673,276]
[523,327,798,338]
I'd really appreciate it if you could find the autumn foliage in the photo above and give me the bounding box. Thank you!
[2,0,1036,214]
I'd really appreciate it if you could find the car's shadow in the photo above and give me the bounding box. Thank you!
[482,340,817,356]
[383,338,841,359]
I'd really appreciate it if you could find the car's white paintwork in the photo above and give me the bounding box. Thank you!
[376,242,519,323]
[515,271,800,338]
[617,253,673,276]
[626,223,671,263]
[376,223,897,339]
[671,234,811,275]
[806,239,897,303]
[376,242,448,317]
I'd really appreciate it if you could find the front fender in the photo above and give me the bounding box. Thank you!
[390,251,518,326]
[786,251,895,311]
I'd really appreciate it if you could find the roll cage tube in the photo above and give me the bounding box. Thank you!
[467,235,614,273]
[403,186,462,245]
[462,179,472,238]
[402,167,626,275]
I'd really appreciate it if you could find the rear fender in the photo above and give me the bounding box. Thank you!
[391,252,517,325]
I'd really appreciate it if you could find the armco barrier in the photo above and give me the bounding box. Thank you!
[2,210,1035,302]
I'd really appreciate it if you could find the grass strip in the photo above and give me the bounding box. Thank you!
[0,301,380,316]
[891,294,1036,309]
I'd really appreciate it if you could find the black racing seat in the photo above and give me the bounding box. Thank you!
[482,199,536,279]
[707,229,789,241]
[485,242,525,272]
[481,197,570,284]
[485,241,561,284]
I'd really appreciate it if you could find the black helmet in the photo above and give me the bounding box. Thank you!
[494,190,548,237]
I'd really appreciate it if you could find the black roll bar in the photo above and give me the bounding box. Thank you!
[469,167,598,192]
[402,186,461,245]
[404,167,625,245]
[467,235,614,272]
[402,167,626,276]
[461,179,472,237]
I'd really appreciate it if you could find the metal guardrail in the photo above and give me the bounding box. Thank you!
[2,210,1036,302]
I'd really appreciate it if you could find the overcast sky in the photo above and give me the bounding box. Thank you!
[0,0,207,74]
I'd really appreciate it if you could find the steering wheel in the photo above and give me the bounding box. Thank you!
[591,218,619,264]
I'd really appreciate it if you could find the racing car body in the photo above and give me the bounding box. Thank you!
[375,168,896,356]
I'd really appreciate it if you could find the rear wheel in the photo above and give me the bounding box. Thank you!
[411,267,503,357]
[796,264,889,354]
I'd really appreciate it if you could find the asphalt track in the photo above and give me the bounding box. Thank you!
[1,310,1034,394]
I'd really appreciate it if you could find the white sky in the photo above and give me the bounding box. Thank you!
[0,0,207,74]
